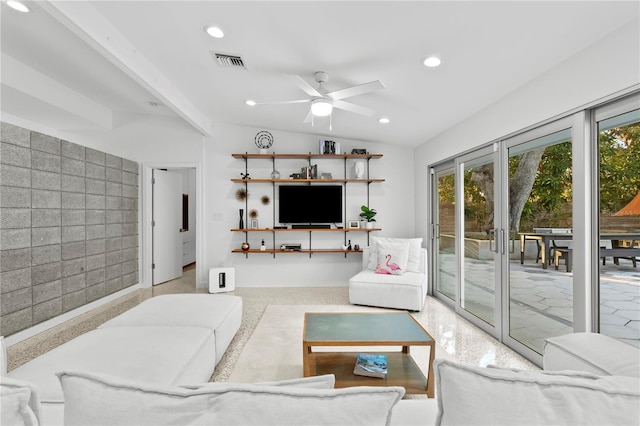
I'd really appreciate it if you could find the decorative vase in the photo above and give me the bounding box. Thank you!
[271,170,281,180]
[354,160,365,179]
[366,222,374,229]
[239,209,244,229]
[241,242,250,251]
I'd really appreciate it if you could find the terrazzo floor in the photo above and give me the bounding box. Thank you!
[436,254,640,353]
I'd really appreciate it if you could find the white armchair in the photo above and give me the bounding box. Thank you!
[349,238,427,311]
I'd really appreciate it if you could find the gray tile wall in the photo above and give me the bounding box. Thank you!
[0,122,139,336]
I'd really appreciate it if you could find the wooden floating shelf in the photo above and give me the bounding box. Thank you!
[232,153,383,160]
[231,178,385,183]
[231,228,381,233]
[232,249,363,254]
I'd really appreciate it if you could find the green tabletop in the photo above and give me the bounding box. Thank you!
[304,313,432,343]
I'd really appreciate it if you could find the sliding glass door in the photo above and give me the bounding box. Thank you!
[432,165,456,302]
[430,119,575,363]
[428,93,640,365]
[430,148,501,338]
[459,149,499,328]
[503,122,573,356]
[595,99,640,347]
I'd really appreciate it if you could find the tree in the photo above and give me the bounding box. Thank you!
[599,123,640,214]
[470,148,545,232]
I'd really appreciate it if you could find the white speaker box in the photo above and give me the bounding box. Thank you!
[208,267,235,293]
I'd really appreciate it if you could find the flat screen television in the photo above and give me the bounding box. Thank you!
[278,185,342,224]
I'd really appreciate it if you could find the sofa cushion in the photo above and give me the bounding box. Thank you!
[58,370,405,426]
[351,269,425,287]
[544,332,640,377]
[99,294,242,332]
[7,326,215,403]
[434,359,640,426]
[1,387,39,426]
[389,400,439,426]
[255,374,336,389]
[1,377,41,426]
[368,237,423,273]
[99,294,242,366]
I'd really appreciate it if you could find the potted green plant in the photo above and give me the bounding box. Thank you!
[359,205,377,229]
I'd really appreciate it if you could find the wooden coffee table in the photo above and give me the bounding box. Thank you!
[302,312,435,397]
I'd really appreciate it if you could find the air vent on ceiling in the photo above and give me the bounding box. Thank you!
[212,52,246,69]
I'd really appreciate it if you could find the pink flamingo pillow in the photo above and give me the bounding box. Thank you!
[376,249,408,275]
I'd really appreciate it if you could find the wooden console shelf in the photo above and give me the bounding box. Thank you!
[231,249,363,254]
[231,228,381,233]
[231,178,385,183]
[231,152,384,257]
[232,153,383,160]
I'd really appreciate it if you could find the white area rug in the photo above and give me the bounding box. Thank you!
[228,301,538,384]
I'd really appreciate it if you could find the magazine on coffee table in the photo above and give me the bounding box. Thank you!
[353,353,387,378]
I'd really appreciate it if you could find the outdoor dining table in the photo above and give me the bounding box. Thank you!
[519,232,640,269]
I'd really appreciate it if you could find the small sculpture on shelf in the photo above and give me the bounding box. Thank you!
[255,130,274,154]
[241,242,250,251]
[240,172,251,180]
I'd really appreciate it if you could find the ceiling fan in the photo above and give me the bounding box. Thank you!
[253,71,385,129]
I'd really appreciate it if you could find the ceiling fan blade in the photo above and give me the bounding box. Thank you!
[332,100,376,116]
[286,74,322,97]
[303,109,313,123]
[254,99,310,105]
[327,80,385,101]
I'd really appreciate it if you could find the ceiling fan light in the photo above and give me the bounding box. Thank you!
[311,99,332,117]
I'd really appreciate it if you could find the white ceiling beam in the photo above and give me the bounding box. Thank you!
[2,53,113,128]
[39,0,212,136]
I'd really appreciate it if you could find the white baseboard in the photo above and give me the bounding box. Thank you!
[4,284,141,347]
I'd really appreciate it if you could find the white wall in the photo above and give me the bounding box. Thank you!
[413,18,640,244]
[203,124,415,287]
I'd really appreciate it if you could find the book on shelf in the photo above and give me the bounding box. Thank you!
[353,353,387,379]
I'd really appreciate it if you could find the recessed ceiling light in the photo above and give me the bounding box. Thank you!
[378,118,390,124]
[423,56,442,67]
[6,1,30,12]
[245,100,256,106]
[205,26,224,38]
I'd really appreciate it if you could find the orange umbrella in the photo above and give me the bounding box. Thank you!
[614,191,640,216]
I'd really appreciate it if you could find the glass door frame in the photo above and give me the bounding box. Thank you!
[456,145,503,339]
[592,93,640,333]
[499,116,575,364]
[429,161,458,308]
[429,147,503,340]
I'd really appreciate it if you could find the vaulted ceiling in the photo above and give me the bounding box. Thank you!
[2,1,638,147]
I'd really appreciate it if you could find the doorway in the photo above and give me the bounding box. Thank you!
[144,164,200,289]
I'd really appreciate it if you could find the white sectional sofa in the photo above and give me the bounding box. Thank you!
[3,300,639,426]
[3,294,242,425]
